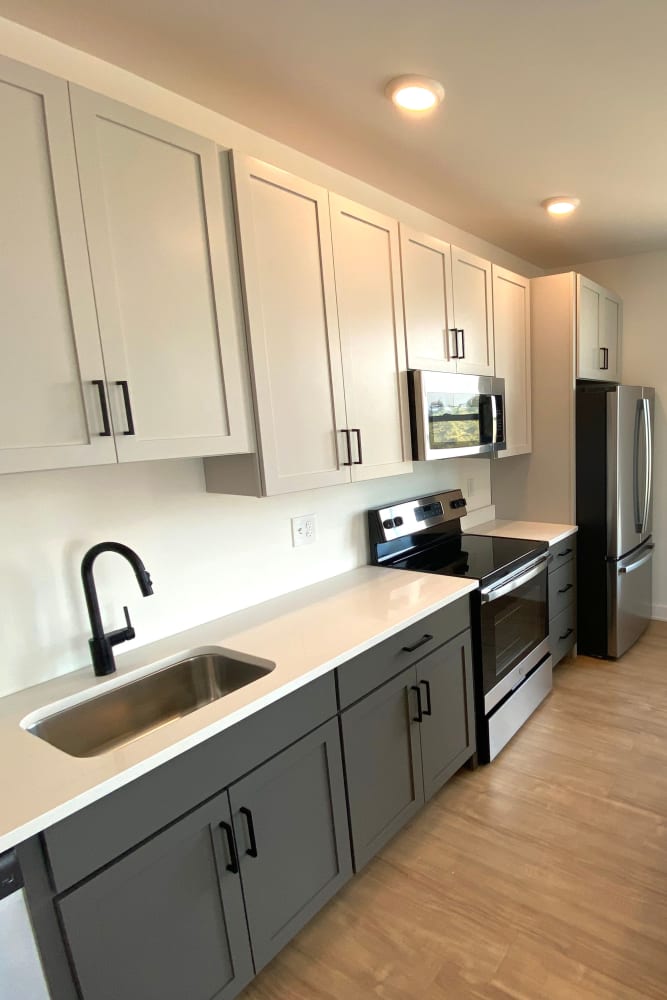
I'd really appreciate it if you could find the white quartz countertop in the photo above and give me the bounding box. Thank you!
[467,519,578,546]
[0,566,476,854]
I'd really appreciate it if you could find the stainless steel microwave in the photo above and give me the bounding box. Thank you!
[407,370,506,460]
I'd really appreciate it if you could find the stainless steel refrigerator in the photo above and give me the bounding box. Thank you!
[576,382,655,658]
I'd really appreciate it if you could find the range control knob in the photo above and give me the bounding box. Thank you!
[450,498,466,509]
[394,516,404,527]
[382,518,395,530]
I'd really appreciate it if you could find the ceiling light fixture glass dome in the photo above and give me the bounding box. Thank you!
[542,196,581,216]
[385,76,445,113]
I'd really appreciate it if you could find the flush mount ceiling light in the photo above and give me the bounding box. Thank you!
[385,75,445,113]
[542,196,581,217]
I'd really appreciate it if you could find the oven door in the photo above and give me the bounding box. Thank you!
[479,555,549,713]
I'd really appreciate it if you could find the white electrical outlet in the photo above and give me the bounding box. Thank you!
[291,514,317,547]
[466,477,475,500]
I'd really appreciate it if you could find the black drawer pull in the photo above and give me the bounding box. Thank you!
[419,679,432,716]
[352,428,363,465]
[116,380,135,435]
[402,633,433,654]
[558,583,574,594]
[557,548,573,558]
[410,685,423,723]
[340,428,352,466]
[240,806,258,858]
[558,627,574,640]
[449,328,460,359]
[92,379,112,437]
[219,821,239,874]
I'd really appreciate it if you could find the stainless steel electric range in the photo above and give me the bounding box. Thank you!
[368,489,552,762]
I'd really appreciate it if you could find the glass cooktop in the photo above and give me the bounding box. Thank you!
[391,533,548,587]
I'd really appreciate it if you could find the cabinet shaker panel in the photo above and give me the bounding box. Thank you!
[0,56,115,473]
[69,86,251,462]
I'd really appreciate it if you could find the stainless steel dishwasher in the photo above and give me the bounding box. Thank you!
[0,848,51,998]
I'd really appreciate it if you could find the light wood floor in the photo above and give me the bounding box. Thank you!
[241,623,667,1000]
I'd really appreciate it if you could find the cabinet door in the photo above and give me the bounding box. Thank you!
[229,718,352,972]
[330,195,413,481]
[493,265,532,457]
[69,86,251,462]
[231,156,350,493]
[577,273,618,381]
[0,56,115,474]
[416,632,475,802]
[341,666,424,872]
[600,288,622,381]
[58,792,254,1000]
[450,246,495,375]
[400,225,456,372]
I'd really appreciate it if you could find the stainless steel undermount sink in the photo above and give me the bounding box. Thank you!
[23,648,275,758]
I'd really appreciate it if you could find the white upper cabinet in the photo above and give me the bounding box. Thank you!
[69,87,251,462]
[492,265,531,458]
[577,274,621,382]
[230,156,350,494]
[400,227,456,373]
[449,246,495,376]
[0,57,116,474]
[401,230,494,377]
[330,196,412,482]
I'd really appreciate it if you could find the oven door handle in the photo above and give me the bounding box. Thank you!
[479,554,550,603]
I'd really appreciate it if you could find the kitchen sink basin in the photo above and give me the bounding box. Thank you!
[25,649,275,758]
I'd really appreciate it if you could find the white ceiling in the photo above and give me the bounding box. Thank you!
[3,0,667,267]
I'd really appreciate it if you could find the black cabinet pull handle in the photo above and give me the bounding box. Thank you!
[240,806,258,858]
[558,583,574,594]
[340,429,352,466]
[558,628,574,640]
[219,821,239,874]
[351,428,363,464]
[92,380,112,437]
[419,679,432,716]
[402,633,433,654]
[599,346,609,371]
[116,380,135,435]
[449,327,460,359]
[410,685,423,723]
[557,548,573,558]
[458,328,465,359]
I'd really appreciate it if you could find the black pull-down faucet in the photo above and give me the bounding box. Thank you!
[81,542,154,676]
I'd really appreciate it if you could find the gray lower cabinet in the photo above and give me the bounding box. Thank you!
[417,633,475,801]
[341,630,475,871]
[229,717,352,972]
[57,791,254,1000]
[341,665,424,872]
[548,537,577,665]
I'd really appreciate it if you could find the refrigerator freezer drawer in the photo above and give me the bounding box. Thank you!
[608,543,654,657]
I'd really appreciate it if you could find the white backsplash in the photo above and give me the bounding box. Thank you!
[0,457,491,698]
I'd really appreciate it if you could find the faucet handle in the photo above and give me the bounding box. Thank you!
[123,605,135,639]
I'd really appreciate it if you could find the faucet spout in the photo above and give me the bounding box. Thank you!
[81,542,154,676]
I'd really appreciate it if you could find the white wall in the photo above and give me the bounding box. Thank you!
[580,251,667,619]
[0,458,491,698]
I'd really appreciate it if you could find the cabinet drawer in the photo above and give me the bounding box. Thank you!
[43,673,337,893]
[549,605,576,666]
[549,559,576,619]
[549,536,576,572]
[336,597,470,710]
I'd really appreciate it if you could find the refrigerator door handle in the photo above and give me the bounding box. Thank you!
[618,544,654,575]
[642,398,652,536]
[633,400,643,533]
